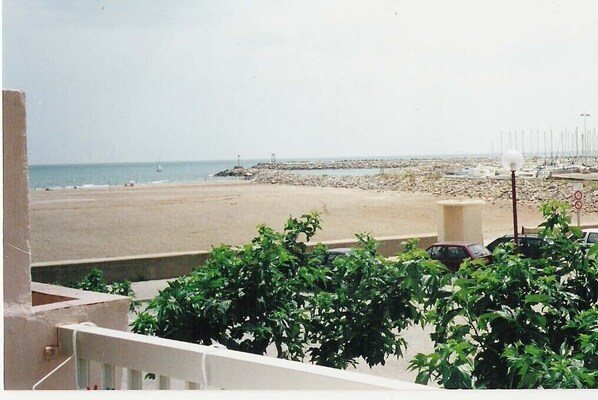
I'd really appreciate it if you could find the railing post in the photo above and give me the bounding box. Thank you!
[103,364,116,390]
[159,376,171,390]
[186,381,200,390]
[127,369,142,390]
[77,359,90,390]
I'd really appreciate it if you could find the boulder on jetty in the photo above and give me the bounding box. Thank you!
[252,159,418,171]
[214,165,257,177]
[245,157,598,213]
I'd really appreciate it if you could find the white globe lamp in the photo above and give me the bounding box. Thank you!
[501,149,525,172]
[501,149,525,253]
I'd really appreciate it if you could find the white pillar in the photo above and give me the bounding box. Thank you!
[437,199,485,243]
[3,89,32,306]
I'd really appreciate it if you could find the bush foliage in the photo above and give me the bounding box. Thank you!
[67,268,138,311]
[409,201,598,388]
[132,202,598,388]
[131,213,443,369]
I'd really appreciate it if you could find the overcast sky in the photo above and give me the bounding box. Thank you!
[4,1,598,165]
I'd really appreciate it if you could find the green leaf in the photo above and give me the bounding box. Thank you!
[524,294,552,305]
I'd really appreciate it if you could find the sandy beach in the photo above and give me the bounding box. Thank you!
[29,180,558,263]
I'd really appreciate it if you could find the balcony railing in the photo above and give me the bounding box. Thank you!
[46,323,435,391]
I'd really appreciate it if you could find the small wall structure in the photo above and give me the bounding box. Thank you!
[30,233,438,285]
[3,89,130,389]
[437,199,485,243]
[31,250,212,285]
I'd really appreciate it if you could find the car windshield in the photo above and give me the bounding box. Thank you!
[427,246,443,259]
[446,246,467,259]
[588,232,598,244]
[468,244,491,258]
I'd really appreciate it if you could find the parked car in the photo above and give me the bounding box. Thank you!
[486,234,545,259]
[579,228,598,248]
[426,241,493,272]
[324,248,353,267]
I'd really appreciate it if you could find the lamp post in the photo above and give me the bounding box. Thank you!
[502,149,525,253]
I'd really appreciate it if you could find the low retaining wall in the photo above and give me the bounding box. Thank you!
[30,234,438,285]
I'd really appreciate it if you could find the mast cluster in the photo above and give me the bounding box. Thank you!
[493,125,598,164]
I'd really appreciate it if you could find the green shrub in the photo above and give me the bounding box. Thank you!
[131,214,442,370]
[306,235,445,368]
[131,213,324,360]
[67,268,138,311]
[131,202,598,388]
[68,268,108,293]
[409,201,598,389]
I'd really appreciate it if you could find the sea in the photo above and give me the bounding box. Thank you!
[28,157,393,190]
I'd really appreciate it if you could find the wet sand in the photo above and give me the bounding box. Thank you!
[28,181,555,263]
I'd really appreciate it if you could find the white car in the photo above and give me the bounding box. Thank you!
[579,228,598,248]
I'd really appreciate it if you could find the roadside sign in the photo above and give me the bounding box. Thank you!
[572,183,584,227]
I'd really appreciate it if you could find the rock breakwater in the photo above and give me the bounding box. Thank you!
[246,158,598,213]
[252,158,477,174]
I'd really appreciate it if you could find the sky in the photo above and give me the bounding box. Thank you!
[3,0,598,165]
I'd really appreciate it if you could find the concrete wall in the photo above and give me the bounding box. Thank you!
[31,250,212,285]
[31,233,438,285]
[6,284,130,390]
[319,234,438,258]
[3,90,130,390]
[3,89,31,306]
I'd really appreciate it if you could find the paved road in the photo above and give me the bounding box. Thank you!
[131,278,172,301]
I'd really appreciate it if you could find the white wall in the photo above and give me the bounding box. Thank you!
[437,199,485,243]
[3,90,130,389]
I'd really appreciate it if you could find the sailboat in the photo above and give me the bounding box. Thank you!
[156,161,163,172]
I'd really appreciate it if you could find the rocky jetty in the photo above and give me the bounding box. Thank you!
[214,166,257,178]
[252,158,469,174]
[245,157,598,213]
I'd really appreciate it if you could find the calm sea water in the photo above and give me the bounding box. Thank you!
[28,158,385,190]
[28,160,262,190]
[29,154,485,190]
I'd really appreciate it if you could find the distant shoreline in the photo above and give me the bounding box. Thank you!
[30,178,252,193]
[30,155,598,214]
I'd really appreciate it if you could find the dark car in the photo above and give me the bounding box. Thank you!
[324,248,353,267]
[426,241,492,272]
[486,234,545,259]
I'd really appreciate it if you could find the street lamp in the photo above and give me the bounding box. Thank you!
[502,149,525,253]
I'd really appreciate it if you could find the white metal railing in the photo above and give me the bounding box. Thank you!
[50,323,435,391]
